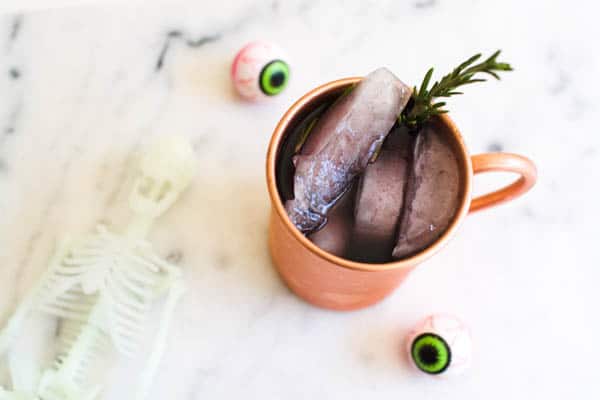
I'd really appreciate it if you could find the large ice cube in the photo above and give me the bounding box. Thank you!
[285,68,412,233]
[392,125,460,258]
[349,128,411,262]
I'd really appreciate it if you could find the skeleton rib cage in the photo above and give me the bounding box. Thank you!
[31,225,178,390]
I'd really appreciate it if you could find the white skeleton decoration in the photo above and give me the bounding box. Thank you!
[0,137,197,400]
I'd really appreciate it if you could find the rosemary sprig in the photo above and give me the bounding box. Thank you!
[400,50,513,131]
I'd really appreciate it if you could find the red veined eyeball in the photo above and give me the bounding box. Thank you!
[406,314,473,376]
[231,41,290,101]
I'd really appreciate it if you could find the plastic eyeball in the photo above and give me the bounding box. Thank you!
[231,41,290,101]
[406,314,472,376]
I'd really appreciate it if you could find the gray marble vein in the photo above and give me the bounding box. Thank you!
[155,30,221,71]
[8,14,22,43]
[414,0,437,9]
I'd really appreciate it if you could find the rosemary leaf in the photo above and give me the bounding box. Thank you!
[400,50,513,131]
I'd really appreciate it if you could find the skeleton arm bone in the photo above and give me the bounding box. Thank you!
[0,238,74,357]
[134,278,185,400]
[6,316,52,393]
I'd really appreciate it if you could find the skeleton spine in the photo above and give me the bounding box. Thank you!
[54,301,107,385]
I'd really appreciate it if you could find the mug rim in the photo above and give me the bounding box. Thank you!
[266,77,473,272]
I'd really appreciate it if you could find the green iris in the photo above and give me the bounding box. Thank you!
[259,60,290,96]
[411,333,451,374]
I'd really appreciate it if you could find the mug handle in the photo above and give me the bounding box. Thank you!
[469,153,537,213]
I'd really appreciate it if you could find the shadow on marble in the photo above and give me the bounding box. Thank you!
[349,320,411,375]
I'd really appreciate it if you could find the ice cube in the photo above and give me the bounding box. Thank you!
[286,68,412,233]
[392,125,460,258]
[349,128,412,263]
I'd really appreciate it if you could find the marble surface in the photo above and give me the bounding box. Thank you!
[0,1,598,398]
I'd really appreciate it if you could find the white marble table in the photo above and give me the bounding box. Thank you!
[0,1,598,399]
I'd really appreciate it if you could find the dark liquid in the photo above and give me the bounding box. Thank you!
[276,86,349,202]
[275,91,463,263]
[276,102,330,202]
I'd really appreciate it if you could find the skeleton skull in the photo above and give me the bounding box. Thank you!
[129,136,196,218]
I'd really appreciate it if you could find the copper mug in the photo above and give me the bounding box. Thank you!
[266,77,537,311]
